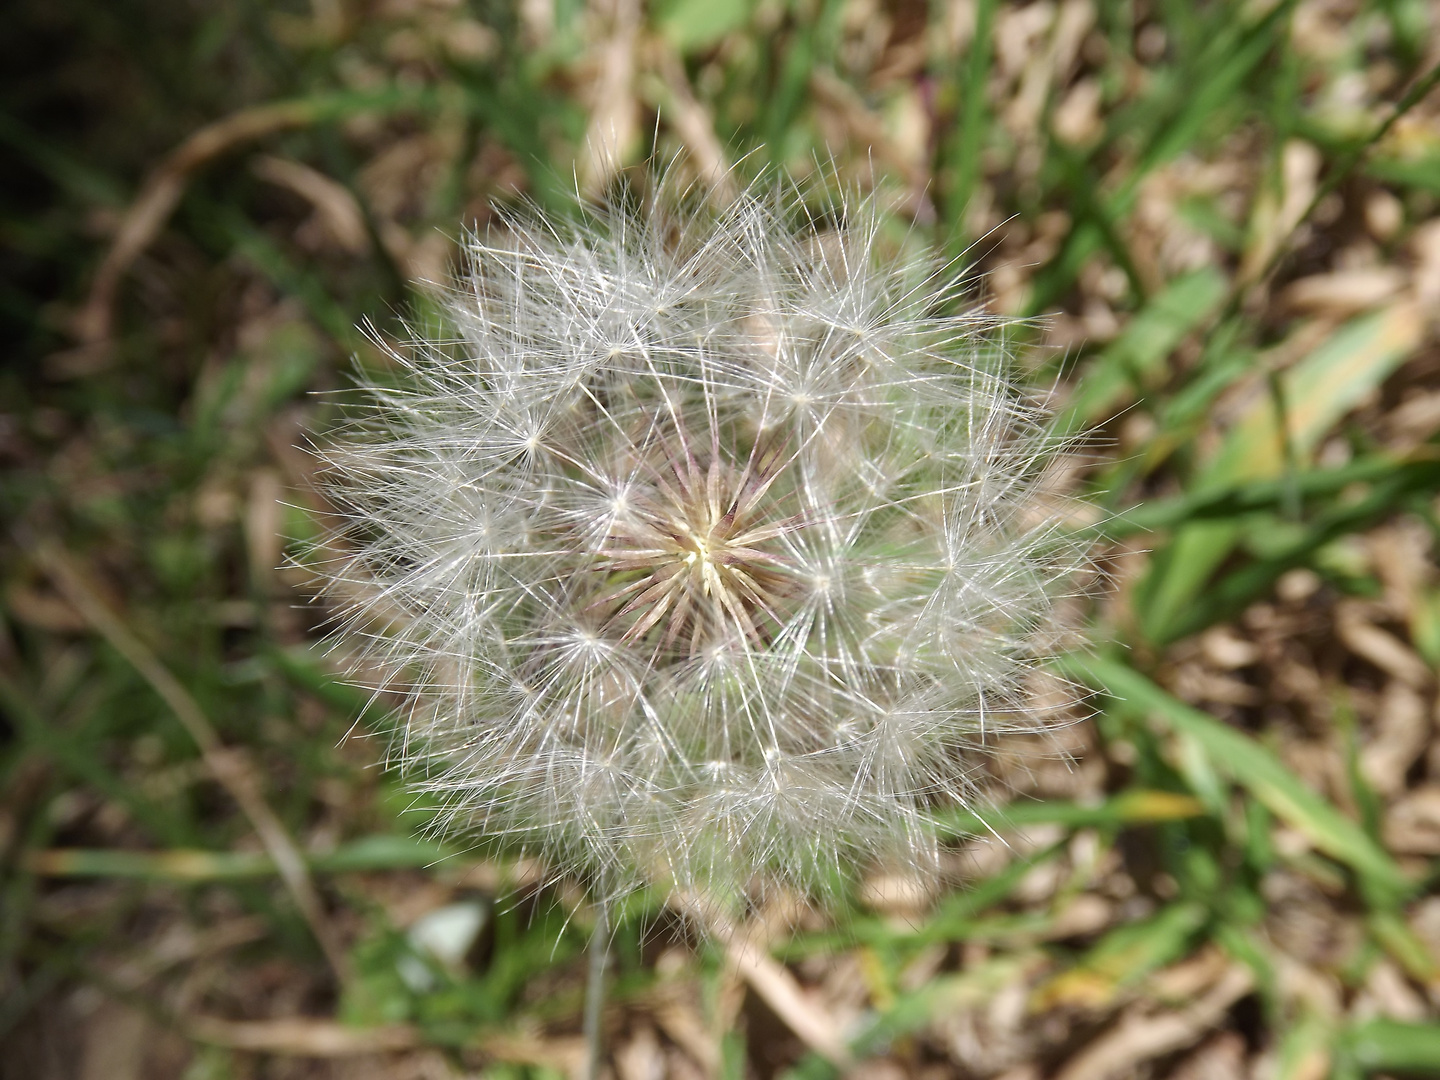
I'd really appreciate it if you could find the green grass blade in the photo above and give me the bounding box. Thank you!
[1207,307,1424,485]
[1340,1019,1440,1074]
[935,789,1206,837]
[940,0,996,252]
[1160,461,1440,639]
[1068,655,1413,903]
[1100,456,1440,538]
[1137,304,1424,641]
[1032,902,1209,1010]
[22,836,457,881]
[1059,267,1228,433]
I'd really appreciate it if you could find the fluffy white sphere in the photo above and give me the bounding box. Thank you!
[318,181,1086,905]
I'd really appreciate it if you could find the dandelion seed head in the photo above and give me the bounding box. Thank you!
[317,176,1091,909]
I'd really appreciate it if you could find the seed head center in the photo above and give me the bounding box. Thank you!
[680,524,710,566]
[589,438,799,655]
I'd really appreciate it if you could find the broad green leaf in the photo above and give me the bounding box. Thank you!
[1138,520,1242,642]
[1151,461,1440,639]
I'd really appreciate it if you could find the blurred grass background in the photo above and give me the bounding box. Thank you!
[4,0,1440,1077]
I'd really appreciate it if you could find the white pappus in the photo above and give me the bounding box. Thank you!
[315,177,1090,911]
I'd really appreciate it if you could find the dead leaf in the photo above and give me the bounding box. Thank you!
[252,155,371,255]
[186,1015,422,1056]
[1360,682,1430,796]
[1279,268,1406,317]
[1052,965,1253,1080]
[578,0,641,197]
[1337,600,1431,688]
[1384,786,1440,855]
[615,1024,666,1080]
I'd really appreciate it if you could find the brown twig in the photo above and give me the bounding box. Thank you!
[32,541,353,984]
[185,1014,585,1069]
[251,155,371,256]
[667,893,851,1067]
[73,99,327,348]
[1232,58,1440,305]
[808,68,927,193]
[646,42,738,205]
[578,0,642,198]
[726,933,853,1067]
[185,1016,421,1057]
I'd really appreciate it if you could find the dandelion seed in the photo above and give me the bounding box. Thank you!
[316,176,1090,911]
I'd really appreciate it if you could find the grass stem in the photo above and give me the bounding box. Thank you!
[584,897,610,1080]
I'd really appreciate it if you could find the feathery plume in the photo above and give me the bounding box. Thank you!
[316,177,1089,910]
